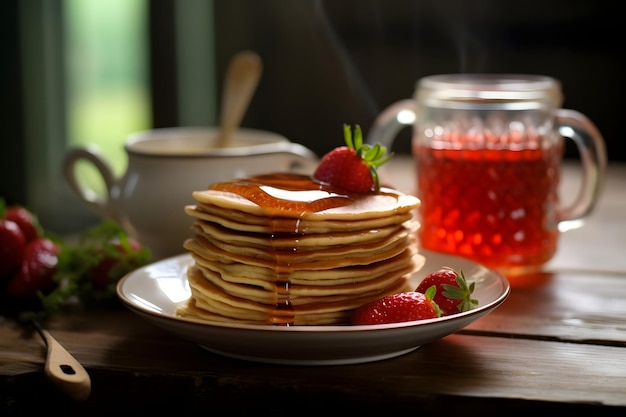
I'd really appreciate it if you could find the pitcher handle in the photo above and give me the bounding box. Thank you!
[555,109,607,230]
[367,99,416,148]
[62,145,118,220]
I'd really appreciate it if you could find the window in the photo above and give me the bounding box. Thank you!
[66,0,150,178]
[3,0,215,235]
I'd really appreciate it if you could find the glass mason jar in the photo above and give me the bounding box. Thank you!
[368,74,607,286]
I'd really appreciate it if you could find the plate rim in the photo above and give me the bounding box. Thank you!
[116,250,510,334]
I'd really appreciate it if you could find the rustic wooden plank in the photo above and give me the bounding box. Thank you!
[466,269,626,344]
[407,334,626,407]
[2,309,625,409]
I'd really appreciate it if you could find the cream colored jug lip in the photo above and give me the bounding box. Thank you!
[417,73,563,106]
[123,126,289,157]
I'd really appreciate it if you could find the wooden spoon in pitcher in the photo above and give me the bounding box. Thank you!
[214,50,263,148]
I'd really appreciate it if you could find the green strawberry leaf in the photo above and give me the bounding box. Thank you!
[441,269,478,312]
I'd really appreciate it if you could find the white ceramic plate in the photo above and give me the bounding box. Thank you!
[117,250,510,365]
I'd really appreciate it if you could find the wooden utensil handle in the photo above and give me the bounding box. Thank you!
[41,329,92,402]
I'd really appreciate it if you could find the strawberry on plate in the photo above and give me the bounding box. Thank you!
[350,289,440,325]
[415,267,478,316]
[313,124,392,193]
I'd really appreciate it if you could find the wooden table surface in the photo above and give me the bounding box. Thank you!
[2,157,625,415]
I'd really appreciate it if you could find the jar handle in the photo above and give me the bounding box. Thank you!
[367,99,416,148]
[555,109,607,230]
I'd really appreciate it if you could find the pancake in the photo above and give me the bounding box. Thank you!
[175,172,422,326]
[186,226,413,267]
[190,181,419,220]
[185,203,414,234]
[188,241,423,287]
[178,264,415,325]
[191,218,409,249]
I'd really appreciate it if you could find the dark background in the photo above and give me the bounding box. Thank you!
[204,0,622,160]
[2,0,623,208]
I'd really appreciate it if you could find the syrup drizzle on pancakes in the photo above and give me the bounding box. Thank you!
[210,173,400,216]
[177,173,422,326]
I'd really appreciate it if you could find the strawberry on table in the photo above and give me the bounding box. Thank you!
[0,219,26,279]
[2,218,152,322]
[313,124,392,193]
[415,267,478,316]
[88,236,145,292]
[350,290,440,325]
[5,205,41,243]
[6,237,59,299]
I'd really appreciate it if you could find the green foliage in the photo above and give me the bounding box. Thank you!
[19,219,152,323]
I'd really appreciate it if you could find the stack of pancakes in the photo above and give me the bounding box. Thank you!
[176,173,423,326]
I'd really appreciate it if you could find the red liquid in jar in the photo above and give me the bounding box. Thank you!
[415,138,563,277]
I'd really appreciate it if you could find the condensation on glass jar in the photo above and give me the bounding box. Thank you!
[368,73,606,286]
[415,74,564,152]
